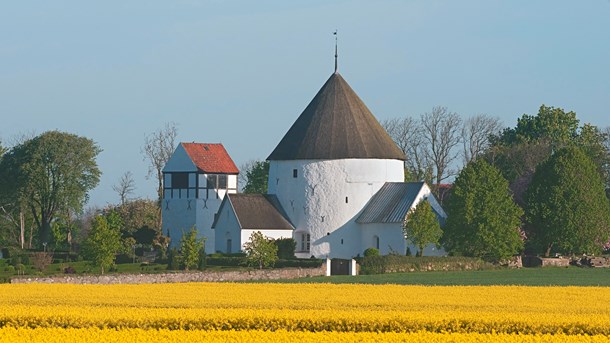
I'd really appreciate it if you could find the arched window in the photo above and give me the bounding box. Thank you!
[226,239,232,254]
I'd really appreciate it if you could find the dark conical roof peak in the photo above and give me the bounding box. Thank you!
[267,73,406,161]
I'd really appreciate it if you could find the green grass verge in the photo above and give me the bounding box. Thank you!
[262,267,610,286]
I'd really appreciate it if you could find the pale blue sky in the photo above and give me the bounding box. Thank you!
[1,1,609,207]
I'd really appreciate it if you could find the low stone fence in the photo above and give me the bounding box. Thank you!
[11,265,327,284]
[522,256,570,267]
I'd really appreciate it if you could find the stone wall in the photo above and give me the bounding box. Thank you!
[11,265,326,284]
[522,256,570,267]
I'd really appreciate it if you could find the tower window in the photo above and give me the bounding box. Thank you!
[293,169,298,178]
[218,175,227,189]
[345,197,349,203]
[206,175,217,189]
[171,173,188,189]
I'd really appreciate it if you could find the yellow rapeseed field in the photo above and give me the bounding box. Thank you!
[1,283,609,341]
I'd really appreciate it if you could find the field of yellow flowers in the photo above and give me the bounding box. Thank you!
[1,283,609,341]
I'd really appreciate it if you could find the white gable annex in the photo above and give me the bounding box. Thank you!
[212,194,294,253]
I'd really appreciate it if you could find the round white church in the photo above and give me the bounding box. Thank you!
[164,70,446,259]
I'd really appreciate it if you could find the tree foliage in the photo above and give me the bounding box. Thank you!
[82,214,122,274]
[180,227,203,271]
[0,131,101,248]
[108,199,160,235]
[525,146,610,256]
[487,105,610,206]
[494,105,579,146]
[404,201,443,256]
[242,161,269,194]
[443,159,524,261]
[243,231,278,269]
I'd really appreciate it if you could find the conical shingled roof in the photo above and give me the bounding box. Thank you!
[267,73,406,161]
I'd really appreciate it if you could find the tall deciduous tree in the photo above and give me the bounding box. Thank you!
[443,159,523,262]
[403,201,442,256]
[82,214,122,274]
[525,146,610,256]
[420,106,462,187]
[112,171,136,206]
[0,131,101,248]
[142,122,177,203]
[461,114,502,164]
[242,160,269,194]
[243,231,278,269]
[382,117,433,183]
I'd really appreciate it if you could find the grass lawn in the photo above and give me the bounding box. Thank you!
[265,267,610,286]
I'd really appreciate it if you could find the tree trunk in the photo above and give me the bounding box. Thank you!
[20,211,25,249]
[40,219,52,249]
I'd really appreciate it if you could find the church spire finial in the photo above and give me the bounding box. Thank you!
[333,30,338,73]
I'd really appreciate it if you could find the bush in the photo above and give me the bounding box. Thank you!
[5,265,15,273]
[206,256,247,267]
[15,263,25,275]
[359,255,494,274]
[63,265,76,274]
[275,238,296,259]
[167,248,180,270]
[30,252,53,272]
[115,253,134,264]
[363,248,380,257]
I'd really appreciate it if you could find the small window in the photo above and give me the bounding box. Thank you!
[226,239,232,254]
[300,233,310,252]
[345,197,349,203]
[206,175,217,189]
[218,175,227,189]
[171,173,189,189]
[293,169,298,178]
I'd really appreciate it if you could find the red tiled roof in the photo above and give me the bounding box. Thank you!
[181,143,239,174]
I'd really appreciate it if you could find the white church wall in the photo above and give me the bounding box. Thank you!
[360,223,407,256]
[268,158,404,259]
[163,197,222,252]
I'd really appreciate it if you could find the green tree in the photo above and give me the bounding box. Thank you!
[404,201,443,256]
[487,105,610,205]
[0,131,101,248]
[443,159,524,261]
[82,215,121,274]
[243,231,278,269]
[494,105,579,146]
[242,161,269,194]
[525,147,610,256]
[180,227,203,271]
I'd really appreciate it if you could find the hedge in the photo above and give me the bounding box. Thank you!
[358,255,495,274]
